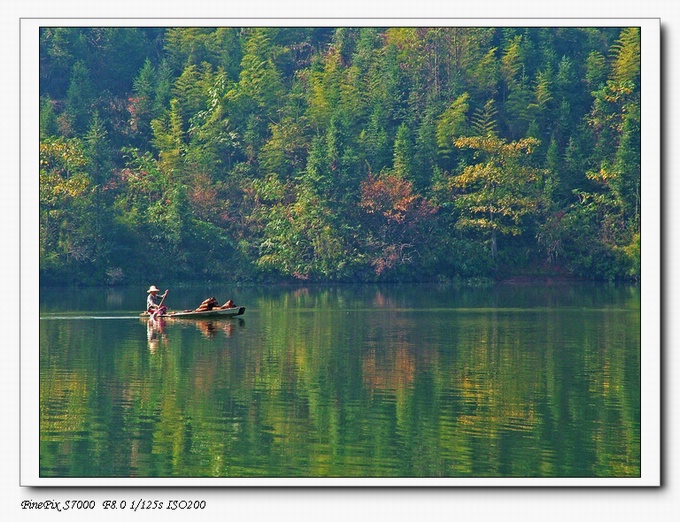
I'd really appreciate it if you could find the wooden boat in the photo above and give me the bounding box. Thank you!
[142,306,245,319]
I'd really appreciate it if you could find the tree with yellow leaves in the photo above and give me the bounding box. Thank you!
[452,135,545,260]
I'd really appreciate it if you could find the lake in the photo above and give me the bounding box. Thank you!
[39,282,641,479]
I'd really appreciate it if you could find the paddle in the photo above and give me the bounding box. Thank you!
[151,289,169,319]
[158,289,169,308]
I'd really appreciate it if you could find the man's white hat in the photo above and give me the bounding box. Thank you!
[147,285,160,293]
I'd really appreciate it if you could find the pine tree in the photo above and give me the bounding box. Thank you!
[65,60,95,134]
[470,99,499,137]
[393,123,415,181]
[610,27,641,86]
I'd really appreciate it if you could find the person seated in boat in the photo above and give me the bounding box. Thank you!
[147,285,168,316]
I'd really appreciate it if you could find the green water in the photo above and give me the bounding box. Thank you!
[39,283,641,478]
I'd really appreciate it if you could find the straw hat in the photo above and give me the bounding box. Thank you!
[147,285,161,293]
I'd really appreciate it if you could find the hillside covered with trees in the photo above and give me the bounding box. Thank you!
[39,26,641,285]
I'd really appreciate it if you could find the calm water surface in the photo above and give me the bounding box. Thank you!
[39,283,640,478]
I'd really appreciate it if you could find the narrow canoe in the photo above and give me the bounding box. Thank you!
[142,306,245,319]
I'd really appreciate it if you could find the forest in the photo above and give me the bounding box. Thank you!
[38,26,642,286]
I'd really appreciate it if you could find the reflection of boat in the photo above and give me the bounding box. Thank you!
[141,306,246,319]
[179,317,244,338]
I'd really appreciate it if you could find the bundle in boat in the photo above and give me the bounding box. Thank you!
[192,297,237,312]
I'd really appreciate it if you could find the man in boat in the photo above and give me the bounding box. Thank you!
[147,285,168,317]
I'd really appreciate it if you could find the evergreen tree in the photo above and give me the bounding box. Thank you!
[40,96,59,138]
[130,58,157,145]
[65,60,95,134]
[84,111,113,185]
[393,123,415,181]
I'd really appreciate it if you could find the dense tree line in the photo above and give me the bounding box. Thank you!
[39,26,641,285]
